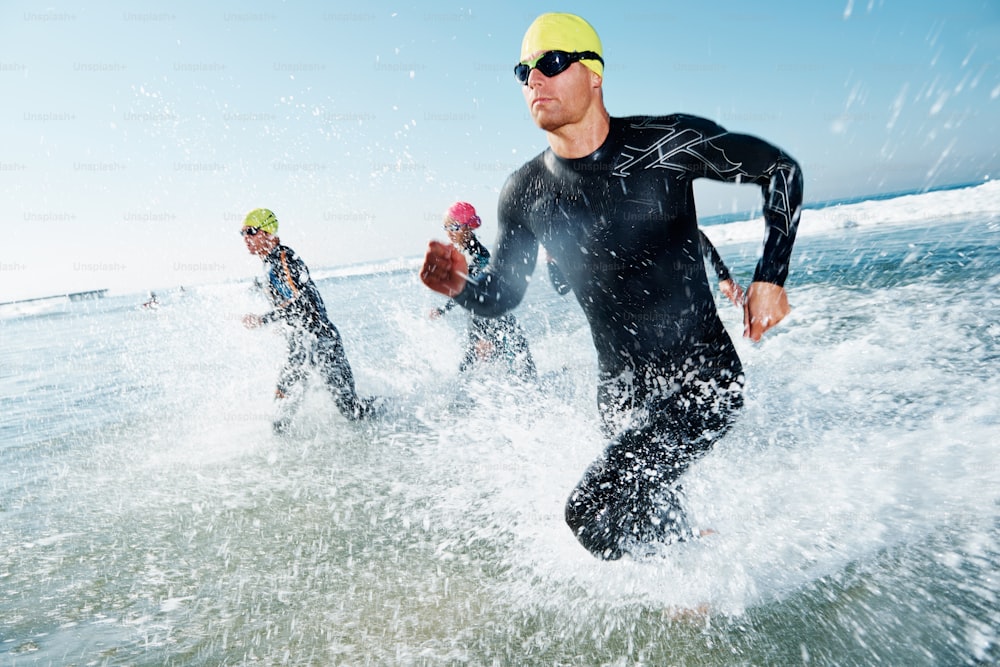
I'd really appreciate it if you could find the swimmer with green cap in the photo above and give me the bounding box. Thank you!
[240,208,379,432]
[420,13,804,560]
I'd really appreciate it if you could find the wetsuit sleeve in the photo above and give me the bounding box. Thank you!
[683,115,803,287]
[698,230,732,283]
[452,177,539,317]
[436,299,458,317]
[547,259,572,295]
[259,272,284,325]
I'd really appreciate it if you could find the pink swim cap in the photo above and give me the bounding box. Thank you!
[445,201,481,229]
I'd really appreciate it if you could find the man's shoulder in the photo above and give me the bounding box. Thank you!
[273,243,304,262]
[268,243,310,272]
[513,148,549,174]
[500,149,550,191]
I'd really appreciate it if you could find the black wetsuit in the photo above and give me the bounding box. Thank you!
[546,258,573,295]
[453,114,803,559]
[550,230,734,297]
[259,243,373,428]
[436,235,537,382]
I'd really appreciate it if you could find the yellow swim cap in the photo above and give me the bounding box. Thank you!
[521,13,603,78]
[243,208,279,234]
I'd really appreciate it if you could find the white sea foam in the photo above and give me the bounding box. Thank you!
[704,180,1000,247]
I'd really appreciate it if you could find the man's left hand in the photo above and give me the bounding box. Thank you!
[743,282,790,341]
[242,313,263,329]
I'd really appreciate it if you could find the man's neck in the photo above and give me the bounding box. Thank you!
[461,234,482,255]
[258,238,280,258]
[546,109,611,159]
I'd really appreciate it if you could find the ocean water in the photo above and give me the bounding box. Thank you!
[2,182,999,666]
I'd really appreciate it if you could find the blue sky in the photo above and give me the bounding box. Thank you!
[2,0,997,301]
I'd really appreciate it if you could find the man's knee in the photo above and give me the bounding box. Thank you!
[565,482,693,560]
[564,432,696,560]
[564,487,625,561]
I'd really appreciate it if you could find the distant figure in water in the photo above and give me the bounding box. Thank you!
[420,13,803,560]
[429,201,537,382]
[240,208,379,433]
[141,292,159,309]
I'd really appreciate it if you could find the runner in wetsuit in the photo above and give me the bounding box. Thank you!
[240,208,377,433]
[431,202,537,382]
[420,13,803,560]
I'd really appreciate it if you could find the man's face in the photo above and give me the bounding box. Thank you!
[520,55,597,132]
[241,227,276,257]
[446,226,473,246]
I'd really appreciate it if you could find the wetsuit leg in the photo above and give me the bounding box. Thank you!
[497,315,537,381]
[459,317,492,373]
[566,360,744,560]
[313,330,373,420]
[274,334,310,433]
[462,315,538,381]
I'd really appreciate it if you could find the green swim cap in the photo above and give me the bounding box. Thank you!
[521,13,604,78]
[243,208,279,234]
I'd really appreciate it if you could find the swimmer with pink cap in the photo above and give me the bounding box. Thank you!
[431,201,490,314]
[429,201,538,381]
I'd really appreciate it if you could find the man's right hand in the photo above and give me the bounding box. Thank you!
[719,278,745,308]
[420,240,468,297]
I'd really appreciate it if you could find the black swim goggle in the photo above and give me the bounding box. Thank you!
[514,50,604,85]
